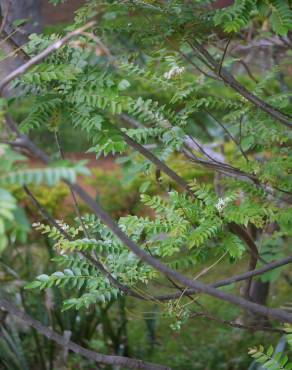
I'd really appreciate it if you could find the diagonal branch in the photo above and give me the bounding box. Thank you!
[187,39,292,128]
[155,255,292,301]
[119,129,191,192]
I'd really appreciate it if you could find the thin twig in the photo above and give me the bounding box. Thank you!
[218,36,232,76]
[54,131,89,238]
[191,311,284,334]
[236,59,259,83]
[0,21,96,94]
[205,109,249,162]
[188,39,292,128]
[175,252,228,308]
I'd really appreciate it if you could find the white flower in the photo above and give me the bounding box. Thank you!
[164,66,185,80]
[215,196,232,212]
[55,219,69,231]
[215,198,225,212]
[32,222,40,227]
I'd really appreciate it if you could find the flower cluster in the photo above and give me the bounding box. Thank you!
[56,219,70,231]
[163,66,185,80]
[32,220,69,231]
[215,196,232,212]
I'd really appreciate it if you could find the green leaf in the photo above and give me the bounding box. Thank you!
[36,274,49,282]
[139,181,151,193]
[118,79,131,91]
[13,18,29,27]
[25,281,42,289]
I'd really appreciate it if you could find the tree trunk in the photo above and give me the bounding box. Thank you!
[0,0,42,44]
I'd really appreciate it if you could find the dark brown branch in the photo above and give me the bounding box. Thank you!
[235,59,259,83]
[230,224,260,300]
[0,298,168,370]
[185,135,227,166]
[187,39,292,128]
[118,116,257,187]
[184,150,258,180]
[228,223,265,264]
[0,1,10,35]
[119,129,191,193]
[243,254,258,299]
[155,255,292,301]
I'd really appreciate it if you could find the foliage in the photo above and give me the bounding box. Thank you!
[1,0,292,369]
[214,0,292,35]
[0,143,88,253]
[248,326,292,369]
[26,216,156,310]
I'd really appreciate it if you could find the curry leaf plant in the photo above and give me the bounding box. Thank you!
[1,0,292,363]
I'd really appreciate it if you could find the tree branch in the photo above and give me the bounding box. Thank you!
[155,255,292,301]
[0,297,169,370]
[119,128,191,193]
[187,39,292,128]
